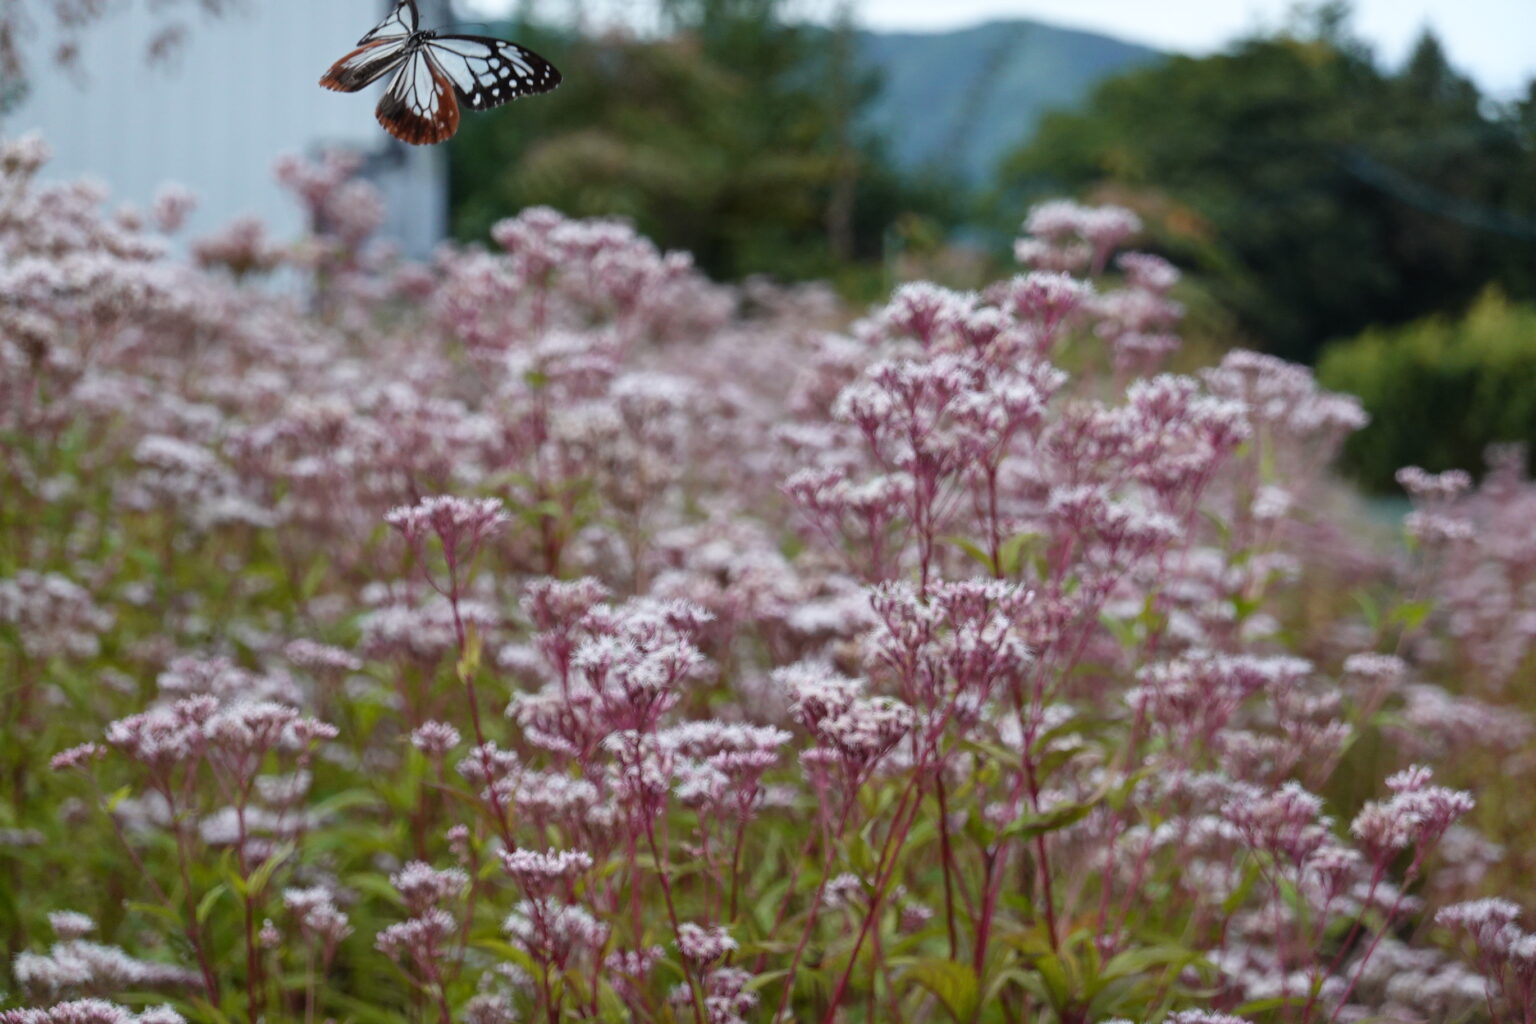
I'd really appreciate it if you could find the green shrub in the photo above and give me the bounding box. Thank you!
[1318,289,1536,491]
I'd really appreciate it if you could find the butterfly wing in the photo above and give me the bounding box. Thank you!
[375,47,461,145]
[321,0,417,92]
[358,0,419,45]
[320,37,410,92]
[423,35,561,112]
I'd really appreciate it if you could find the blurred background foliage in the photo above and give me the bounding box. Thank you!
[1000,6,1536,366]
[1320,290,1536,492]
[450,0,962,290]
[447,0,1536,488]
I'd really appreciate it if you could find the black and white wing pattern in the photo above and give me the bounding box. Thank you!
[319,1,418,93]
[358,0,419,46]
[322,0,561,144]
[423,36,562,111]
[375,49,461,146]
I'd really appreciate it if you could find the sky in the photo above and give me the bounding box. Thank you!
[460,0,1536,97]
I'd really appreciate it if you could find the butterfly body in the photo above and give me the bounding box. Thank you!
[321,0,560,145]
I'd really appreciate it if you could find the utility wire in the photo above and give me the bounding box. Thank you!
[1338,147,1536,241]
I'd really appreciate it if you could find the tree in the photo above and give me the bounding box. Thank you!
[1319,290,1536,490]
[447,0,953,283]
[997,8,1536,362]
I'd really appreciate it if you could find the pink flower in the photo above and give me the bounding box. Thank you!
[389,862,468,914]
[150,184,196,235]
[385,495,510,562]
[504,899,609,964]
[283,887,353,948]
[501,847,594,891]
[676,923,737,964]
[375,907,456,969]
[1397,466,1473,502]
[46,913,95,940]
[1004,271,1094,331]
[410,721,461,758]
[284,639,362,674]
[1351,767,1473,859]
[49,744,103,773]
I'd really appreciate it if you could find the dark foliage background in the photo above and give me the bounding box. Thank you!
[449,0,960,286]
[998,8,1536,366]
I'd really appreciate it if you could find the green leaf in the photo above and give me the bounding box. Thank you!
[1222,860,1264,916]
[944,535,997,575]
[1106,769,1147,813]
[348,874,403,908]
[1100,943,1200,982]
[308,788,386,817]
[1234,995,1307,1016]
[1003,799,1096,841]
[1351,588,1381,631]
[745,969,790,993]
[959,736,1022,767]
[595,981,630,1020]
[753,877,793,932]
[1389,599,1434,631]
[1032,951,1072,1008]
[243,842,296,899]
[124,900,183,928]
[457,623,483,679]
[328,991,416,1024]
[195,884,228,926]
[901,957,978,1022]
[220,851,248,898]
[300,556,332,599]
[988,966,1047,1004]
[997,531,1040,577]
[1098,610,1138,649]
[186,997,236,1024]
[471,938,539,976]
[846,830,877,877]
[1199,507,1233,546]
[1231,593,1262,622]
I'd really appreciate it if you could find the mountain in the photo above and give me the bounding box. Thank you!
[856,20,1162,184]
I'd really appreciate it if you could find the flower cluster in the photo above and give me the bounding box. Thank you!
[3,137,1531,1024]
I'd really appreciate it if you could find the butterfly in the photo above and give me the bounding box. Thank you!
[320,0,561,145]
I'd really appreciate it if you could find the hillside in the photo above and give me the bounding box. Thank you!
[857,19,1162,184]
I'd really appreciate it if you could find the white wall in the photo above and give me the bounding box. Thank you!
[3,0,448,258]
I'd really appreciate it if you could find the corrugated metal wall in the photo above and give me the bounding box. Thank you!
[3,0,448,258]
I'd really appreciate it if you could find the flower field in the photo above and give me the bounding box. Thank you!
[3,134,1536,1024]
